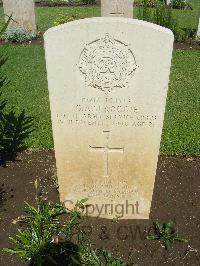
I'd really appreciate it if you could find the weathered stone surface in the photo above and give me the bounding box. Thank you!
[3,0,36,33]
[44,18,174,219]
[197,17,200,37]
[101,0,133,18]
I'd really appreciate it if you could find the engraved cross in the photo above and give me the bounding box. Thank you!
[89,131,124,177]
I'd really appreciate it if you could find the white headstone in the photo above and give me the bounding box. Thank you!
[197,17,200,37]
[101,0,133,18]
[44,18,174,219]
[3,0,36,33]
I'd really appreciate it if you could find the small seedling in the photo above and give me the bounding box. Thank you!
[101,249,137,265]
[4,181,136,265]
[147,221,188,250]
[51,174,59,191]
[4,180,66,264]
[0,15,13,36]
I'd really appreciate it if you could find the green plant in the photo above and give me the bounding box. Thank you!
[51,175,59,191]
[136,0,161,8]
[0,15,12,36]
[174,27,188,41]
[4,182,135,265]
[153,3,185,40]
[0,49,8,122]
[101,249,136,265]
[64,200,135,265]
[1,27,37,43]
[153,3,175,27]
[0,27,8,163]
[138,1,191,41]
[138,0,153,21]
[0,110,34,163]
[0,17,34,166]
[4,180,66,265]
[71,232,136,265]
[138,1,176,25]
[36,0,67,6]
[171,0,192,10]
[63,198,87,240]
[196,35,200,44]
[147,221,188,250]
[0,15,12,120]
[82,0,97,5]
[54,14,76,26]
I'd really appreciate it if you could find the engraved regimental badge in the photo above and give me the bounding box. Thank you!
[79,33,137,94]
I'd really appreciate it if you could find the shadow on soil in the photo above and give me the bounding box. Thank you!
[29,242,82,266]
[0,153,200,266]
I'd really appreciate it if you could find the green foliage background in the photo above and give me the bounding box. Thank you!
[0,5,199,33]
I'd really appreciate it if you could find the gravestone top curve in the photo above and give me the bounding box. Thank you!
[44,17,174,37]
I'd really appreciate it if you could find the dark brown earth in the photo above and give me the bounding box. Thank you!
[174,41,200,51]
[0,35,199,51]
[0,33,44,46]
[0,151,200,266]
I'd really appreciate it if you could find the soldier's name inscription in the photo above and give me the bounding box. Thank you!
[56,96,158,128]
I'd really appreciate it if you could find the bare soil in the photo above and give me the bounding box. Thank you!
[0,151,200,265]
[174,41,200,51]
[0,35,199,51]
